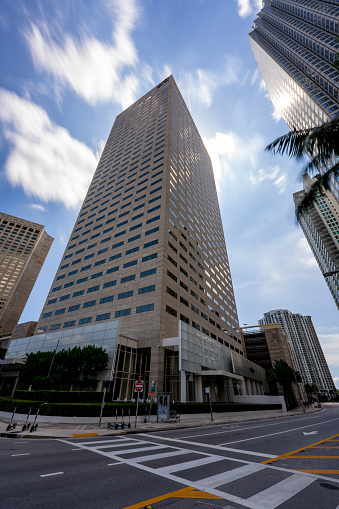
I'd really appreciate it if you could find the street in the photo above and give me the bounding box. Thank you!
[1,405,339,508]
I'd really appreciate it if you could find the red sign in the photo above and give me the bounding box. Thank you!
[135,380,144,392]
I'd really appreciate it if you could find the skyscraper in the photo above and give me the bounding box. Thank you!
[18,76,264,401]
[0,212,53,343]
[250,0,339,303]
[260,309,336,396]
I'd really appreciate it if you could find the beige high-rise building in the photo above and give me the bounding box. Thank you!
[0,213,53,343]
[7,77,267,402]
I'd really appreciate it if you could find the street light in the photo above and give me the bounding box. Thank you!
[323,270,339,277]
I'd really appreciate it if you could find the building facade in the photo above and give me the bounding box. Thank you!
[260,309,336,395]
[250,0,339,304]
[9,76,266,402]
[0,212,53,343]
[242,323,306,407]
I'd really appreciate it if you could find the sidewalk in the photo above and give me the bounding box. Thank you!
[0,405,322,439]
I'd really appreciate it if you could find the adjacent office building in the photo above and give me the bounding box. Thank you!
[250,0,339,305]
[260,309,336,396]
[5,77,267,402]
[0,212,53,345]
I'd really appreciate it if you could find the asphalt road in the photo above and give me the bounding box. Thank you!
[1,405,339,509]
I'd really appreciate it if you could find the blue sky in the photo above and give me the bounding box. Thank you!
[1,0,338,385]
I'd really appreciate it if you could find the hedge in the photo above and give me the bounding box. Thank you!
[1,397,281,417]
[14,390,112,404]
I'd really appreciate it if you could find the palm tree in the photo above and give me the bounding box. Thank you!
[265,117,339,219]
[268,359,298,410]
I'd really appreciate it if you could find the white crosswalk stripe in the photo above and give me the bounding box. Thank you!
[59,436,320,508]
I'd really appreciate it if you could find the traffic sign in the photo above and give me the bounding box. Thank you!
[135,380,144,392]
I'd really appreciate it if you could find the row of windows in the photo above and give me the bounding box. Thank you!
[43,303,156,331]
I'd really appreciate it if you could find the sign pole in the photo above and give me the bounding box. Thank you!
[135,391,139,428]
[99,387,106,427]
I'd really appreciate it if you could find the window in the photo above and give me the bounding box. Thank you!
[63,320,76,328]
[52,286,62,292]
[68,304,80,312]
[91,271,103,279]
[110,253,122,261]
[146,215,160,224]
[166,286,177,299]
[100,295,114,304]
[142,253,157,262]
[123,260,137,269]
[47,298,57,305]
[138,285,155,294]
[83,300,96,308]
[118,290,133,299]
[192,321,200,331]
[87,285,100,293]
[180,267,188,277]
[126,246,139,255]
[167,270,177,282]
[96,313,111,321]
[115,308,131,317]
[168,241,177,253]
[50,324,61,330]
[128,234,141,243]
[168,255,177,267]
[73,290,84,297]
[144,239,158,249]
[107,266,119,274]
[64,281,74,288]
[77,277,88,284]
[42,312,52,318]
[140,268,156,277]
[121,274,135,283]
[81,264,92,272]
[145,227,159,236]
[136,303,154,313]
[180,314,189,324]
[180,297,189,307]
[166,305,177,317]
[103,280,116,288]
[79,317,92,325]
[94,259,106,267]
[180,281,188,291]
[55,308,66,315]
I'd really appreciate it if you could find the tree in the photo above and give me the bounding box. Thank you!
[265,117,339,219]
[268,359,297,410]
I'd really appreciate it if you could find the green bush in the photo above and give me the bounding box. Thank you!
[14,390,112,403]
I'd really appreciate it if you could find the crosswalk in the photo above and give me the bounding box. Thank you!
[60,436,338,509]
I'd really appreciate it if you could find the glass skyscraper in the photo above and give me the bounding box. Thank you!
[250,0,339,307]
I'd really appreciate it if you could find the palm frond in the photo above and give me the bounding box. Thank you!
[296,162,339,220]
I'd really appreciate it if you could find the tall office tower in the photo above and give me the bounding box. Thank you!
[260,309,336,396]
[35,76,243,396]
[249,0,339,304]
[294,174,339,308]
[0,212,53,343]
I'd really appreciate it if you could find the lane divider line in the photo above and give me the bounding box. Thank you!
[40,472,64,478]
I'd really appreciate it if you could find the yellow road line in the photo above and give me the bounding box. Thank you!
[261,433,339,465]
[312,446,339,449]
[295,469,339,475]
[72,433,98,437]
[287,455,339,459]
[122,487,223,509]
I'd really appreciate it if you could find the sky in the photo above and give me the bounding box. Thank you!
[0,0,338,385]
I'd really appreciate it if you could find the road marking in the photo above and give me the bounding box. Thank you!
[71,448,86,451]
[312,446,339,449]
[72,433,98,437]
[303,431,318,435]
[107,462,123,466]
[288,455,339,459]
[246,473,314,509]
[219,418,339,447]
[146,435,276,458]
[11,453,30,456]
[156,455,226,474]
[40,472,64,477]
[261,433,339,465]
[178,413,324,440]
[295,469,339,475]
[132,449,188,463]
[75,438,131,446]
[199,463,266,488]
[122,487,223,509]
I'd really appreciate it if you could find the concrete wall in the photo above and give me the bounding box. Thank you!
[233,394,287,412]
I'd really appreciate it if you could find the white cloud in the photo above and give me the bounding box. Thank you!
[318,333,339,371]
[250,164,287,193]
[236,0,262,18]
[25,0,142,108]
[30,204,46,212]
[333,377,339,389]
[203,131,264,192]
[0,88,98,208]
[178,58,238,109]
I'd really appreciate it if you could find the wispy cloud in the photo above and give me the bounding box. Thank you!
[25,0,144,108]
[30,203,46,212]
[333,376,339,389]
[236,0,262,18]
[0,88,98,208]
[250,164,287,193]
[203,130,264,192]
[178,57,239,109]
